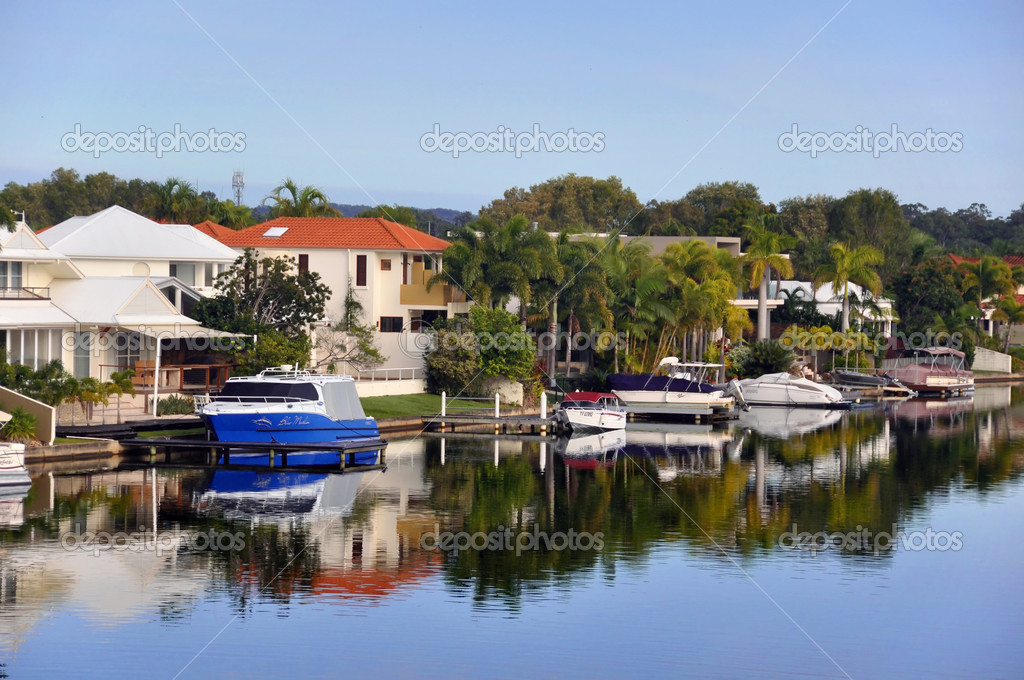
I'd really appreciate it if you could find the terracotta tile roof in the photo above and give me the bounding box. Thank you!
[193,220,240,240]
[198,217,452,252]
[947,253,1024,267]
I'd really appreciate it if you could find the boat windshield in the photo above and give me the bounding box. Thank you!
[217,382,320,402]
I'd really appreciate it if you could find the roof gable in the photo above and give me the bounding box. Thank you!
[1,222,49,251]
[203,217,452,252]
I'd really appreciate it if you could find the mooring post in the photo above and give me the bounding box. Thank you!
[149,445,156,465]
[269,449,275,468]
[440,391,446,430]
[340,450,347,471]
[494,392,500,433]
[540,392,547,434]
[379,446,386,466]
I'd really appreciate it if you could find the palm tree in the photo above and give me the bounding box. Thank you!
[599,236,672,372]
[991,297,1024,352]
[742,217,795,340]
[530,230,611,378]
[812,243,884,333]
[107,369,137,425]
[264,178,340,218]
[148,177,200,223]
[957,255,1015,334]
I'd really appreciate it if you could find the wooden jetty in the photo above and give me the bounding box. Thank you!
[118,437,388,472]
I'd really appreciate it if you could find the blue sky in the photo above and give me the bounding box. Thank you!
[2,0,1022,218]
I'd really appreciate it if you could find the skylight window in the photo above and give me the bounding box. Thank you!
[263,226,288,238]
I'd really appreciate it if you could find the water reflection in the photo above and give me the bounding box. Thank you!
[0,387,1022,638]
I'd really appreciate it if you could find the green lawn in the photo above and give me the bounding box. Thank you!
[360,393,488,419]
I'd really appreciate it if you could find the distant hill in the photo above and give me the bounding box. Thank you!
[251,203,472,235]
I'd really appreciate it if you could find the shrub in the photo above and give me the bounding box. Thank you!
[729,339,795,378]
[157,394,195,416]
[0,406,37,443]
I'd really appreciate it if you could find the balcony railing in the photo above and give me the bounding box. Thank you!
[0,286,50,300]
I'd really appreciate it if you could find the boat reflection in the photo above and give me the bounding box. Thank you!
[736,406,843,438]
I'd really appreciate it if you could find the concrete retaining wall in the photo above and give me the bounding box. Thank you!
[355,379,426,397]
[973,347,1012,374]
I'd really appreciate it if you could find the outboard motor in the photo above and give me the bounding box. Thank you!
[726,379,750,411]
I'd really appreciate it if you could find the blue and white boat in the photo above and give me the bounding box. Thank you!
[199,366,379,444]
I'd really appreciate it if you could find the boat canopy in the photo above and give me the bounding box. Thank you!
[321,379,368,420]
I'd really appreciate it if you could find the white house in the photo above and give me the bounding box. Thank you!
[773,280,897,336]
[197,216,470,372]
[1,210,241,406]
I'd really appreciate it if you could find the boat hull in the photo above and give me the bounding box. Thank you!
[560,407,627,432]
[612,389,734,409]
[201,411,380,444]
[738,374,849,408]
[0,444,30,487]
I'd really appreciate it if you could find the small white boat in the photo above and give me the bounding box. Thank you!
[555,392,627,432]
[736,372,850,408]
[0,411,30,489]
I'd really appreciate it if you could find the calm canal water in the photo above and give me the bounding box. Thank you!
[2,386,1023,679]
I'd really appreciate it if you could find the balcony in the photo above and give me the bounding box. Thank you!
[0,286,50,300]
[399,262,466,307]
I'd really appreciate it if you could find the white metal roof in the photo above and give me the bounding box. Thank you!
[0,302,77,327]
[40,206,239,261]
[49,277,180,325]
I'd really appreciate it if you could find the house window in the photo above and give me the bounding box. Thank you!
[73,331,92,378]
[115,332,142,371]
[0,262,23,290]
[356,255,367,286]
[170,262,196,286]
[380,317,403,333]
[380,259,391,271]
[298,254,309,274]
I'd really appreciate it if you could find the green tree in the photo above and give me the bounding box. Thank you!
[891,258,967,334]
[470,305,535,381]
[812,243,884,333]
[828,188,910,285]
[264,178,340,218]
[598,236,672,371]
[956,255,1015,316]
[741,217,795,340]
[357,204,418,228]
[146,177,203,223]
[481,174,643,234]
[197,248,331,334]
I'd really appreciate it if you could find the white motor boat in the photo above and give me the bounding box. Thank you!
[554,392,627,432]
[735,372,851,408]
[608,358,736,411]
